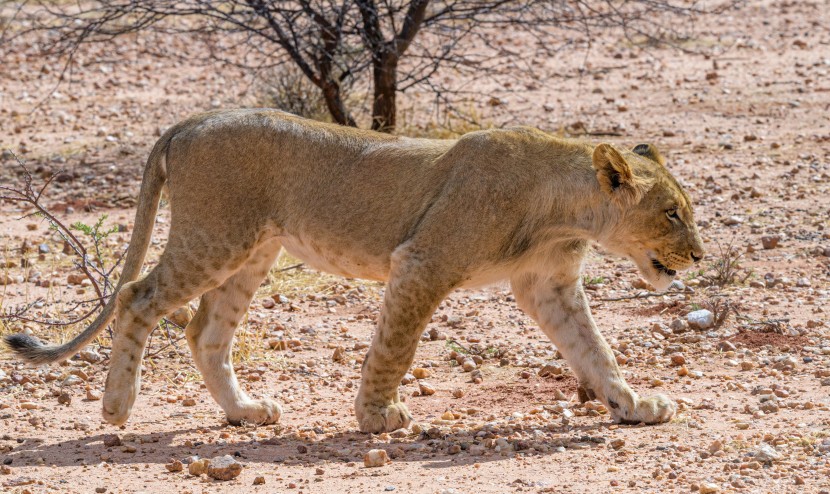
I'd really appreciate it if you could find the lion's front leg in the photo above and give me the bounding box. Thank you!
[356,247,455,433]
[511,272,676,425]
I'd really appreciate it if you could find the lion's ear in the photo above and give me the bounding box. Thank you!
[632,143,665,166]
[592,143,647,206]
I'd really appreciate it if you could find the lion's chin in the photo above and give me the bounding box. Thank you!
[631,253,677,292]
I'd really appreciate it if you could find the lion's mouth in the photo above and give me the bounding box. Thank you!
[651,258,676,277]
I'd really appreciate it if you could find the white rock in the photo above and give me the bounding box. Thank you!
[686,310,714,330]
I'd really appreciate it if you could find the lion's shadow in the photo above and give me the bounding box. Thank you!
[5,420,618,470]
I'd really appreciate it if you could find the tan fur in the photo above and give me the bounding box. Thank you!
[6,109,704,431]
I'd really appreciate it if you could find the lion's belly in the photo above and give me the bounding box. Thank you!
[279,235,390,282]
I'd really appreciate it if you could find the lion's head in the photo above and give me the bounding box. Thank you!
[592,142,705,291]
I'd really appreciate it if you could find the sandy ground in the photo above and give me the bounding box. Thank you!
[1,1,830,493]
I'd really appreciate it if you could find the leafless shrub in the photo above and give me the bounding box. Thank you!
[5,0,743,132]
[703,239,752,288]
[702,296,737,329]
[0,154,183,353]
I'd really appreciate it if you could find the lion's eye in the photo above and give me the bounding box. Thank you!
[666,209,679,220]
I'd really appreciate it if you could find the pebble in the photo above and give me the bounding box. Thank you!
[538,363,563,377]
[62,375,83,387]
[418,382,436,396]
[102,434,121,447]
[57,391,72,405]
[716,341,736,352]
[670,353,686,366]
[461,359,477,372]
[253,476,265,485]
[363,449,389,468]
[412,368,431,379]
[188,458,210,476]
[182,398,197,407]
[78,349,102,363]
[86,388,102,401]
[761,235,780,249]
[699,482,720,494]
[755,444,782,463]
[207,455,243,480]
[165,459,183,472]
[331,346,345,362]
[686,310,714,330]
[670,318,689,333]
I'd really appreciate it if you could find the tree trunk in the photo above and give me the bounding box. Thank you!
[322,82,357,127]
[371,54,398,133]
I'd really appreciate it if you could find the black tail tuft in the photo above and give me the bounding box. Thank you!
[4,333,58,364]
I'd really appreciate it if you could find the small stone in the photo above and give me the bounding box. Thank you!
[61,375,83,387]
[441,411,455,420]
[452,389,464,399]
[670,353,686,366]
[740,361,755,371]
[363,449,389,468]
[85,388,102,401]
[412,368,430,379]
[58,391,72,405]
[207,455,243,481]
[253,476,265,485]
[717,341,736,352]
[261,298,275,309]
[538,363,563,377]
[686,310,714,330]
[165,459,184,472]
[461,359,477,372]
[708,439,723,454]
[103,434,121,447]
[188,458,210,476]
[755,444,782,463]
[182,398,197,407]
[670,318,689,333]
[418,382,436,396]
[699,482,720,494]
[67,273,85,285]
[723,216,743,226]
[332,346,345,362]
[773,356,797,371]
[610,439,625,450]
[761,235,779,249]
[78,349,102,364]
[19,402,39,410]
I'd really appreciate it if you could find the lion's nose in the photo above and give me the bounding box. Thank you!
[691,252,703,264]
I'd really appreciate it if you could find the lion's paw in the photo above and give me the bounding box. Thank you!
[614,394,676,425]
[355,400,412,433]
[226,398,282,426]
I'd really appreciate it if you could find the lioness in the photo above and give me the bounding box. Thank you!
[6,109,704,432]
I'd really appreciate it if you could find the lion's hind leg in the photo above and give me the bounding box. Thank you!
[185,238,283,425]
[103,232,266,425]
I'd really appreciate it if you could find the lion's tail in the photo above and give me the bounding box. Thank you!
[4,126,177,365]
